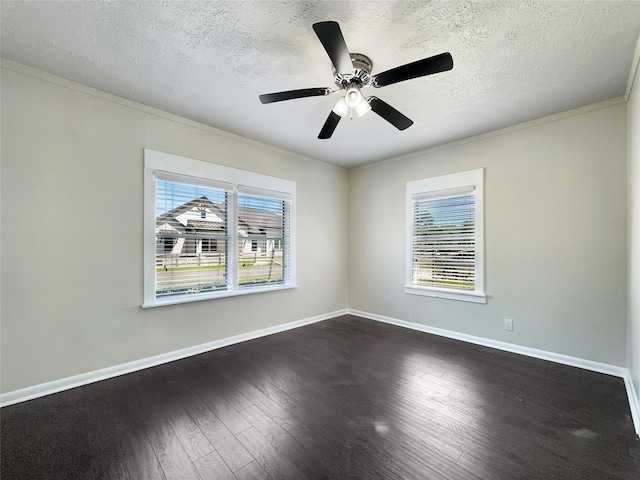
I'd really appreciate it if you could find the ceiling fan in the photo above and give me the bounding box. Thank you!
[259,21,453,139]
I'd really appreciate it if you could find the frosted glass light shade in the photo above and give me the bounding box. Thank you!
[356,98,371,117]
[345,87,363,108]
[332,97,349,117]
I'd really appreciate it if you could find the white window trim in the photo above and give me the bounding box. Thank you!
[142,149,296,308]
[405,168,486,304]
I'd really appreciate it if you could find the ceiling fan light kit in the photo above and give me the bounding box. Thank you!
[259,21,453,139]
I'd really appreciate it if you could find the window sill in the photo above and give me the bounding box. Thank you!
[142,284,298,308]
[404,285,487,304]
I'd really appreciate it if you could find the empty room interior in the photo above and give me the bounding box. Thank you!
[2,1,640,479]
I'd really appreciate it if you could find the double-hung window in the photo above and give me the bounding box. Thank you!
[405,168,485,303]
[143,149,295,307]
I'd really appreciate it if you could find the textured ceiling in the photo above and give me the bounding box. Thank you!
[2,1,640,168]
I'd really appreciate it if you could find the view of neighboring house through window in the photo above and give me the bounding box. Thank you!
[155,179,230,298]
[143,149,295,307]
[405,168,486,304]
[237,191,289,286]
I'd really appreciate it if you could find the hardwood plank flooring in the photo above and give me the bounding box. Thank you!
[2,315,639,479]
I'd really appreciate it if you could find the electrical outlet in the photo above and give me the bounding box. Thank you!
[504,318,513,331]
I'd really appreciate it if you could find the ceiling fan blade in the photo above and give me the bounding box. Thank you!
[312,21,354,75]
[259,87,332,104]
[318,111,341,139]
[369,97,413,130]
[372,52,453,88]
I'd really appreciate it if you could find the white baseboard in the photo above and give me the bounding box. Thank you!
[623,370,640,437]
[0,309,348,408]
[348,308,640,437]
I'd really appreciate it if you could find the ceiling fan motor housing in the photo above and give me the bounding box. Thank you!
[333,53,372,87]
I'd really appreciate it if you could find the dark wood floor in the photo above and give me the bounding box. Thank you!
[2,315,639,479]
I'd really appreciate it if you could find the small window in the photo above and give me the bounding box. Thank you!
[202,239,217,253]
[160,237,176,254]
[405,168,485,303]
[143,149,296,307]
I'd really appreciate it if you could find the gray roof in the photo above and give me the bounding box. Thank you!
[157,196,282,233]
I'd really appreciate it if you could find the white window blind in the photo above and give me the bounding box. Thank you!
[155,178,231,298]
[405,168,485,304]
[411,191,476,290]
[237,189,291,288]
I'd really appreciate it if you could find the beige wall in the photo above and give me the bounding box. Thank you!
[349,101,628,366]
[628,50,640,403]
[0,63,349,393]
